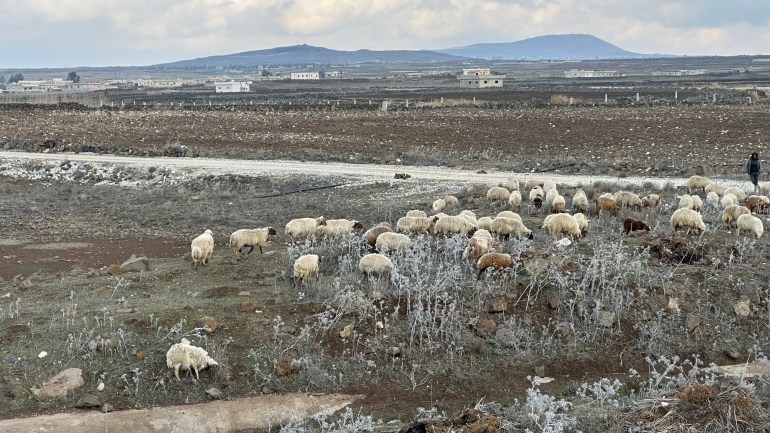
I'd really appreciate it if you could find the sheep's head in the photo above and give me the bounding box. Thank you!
[316,217,327,226]
[204,229,213,236]
[267,227,277,236]
[352,221,364,230]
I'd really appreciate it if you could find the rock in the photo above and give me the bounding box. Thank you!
[205,387,223,399]
[274,358,299,376]
[107,265,124,276]
[598,311,614,328]
[686,314,701,332]
[486,298,507,313]
[534,366,545,377]
[724,348,741,360]
[5,382,23,399]
[734,300,751,317]
[101,403,114,413]
[339,324,353,338]
[194,316,219,334]
[549,296,561,310]
[260,385,274,394]
[476,319,497,333]
[135,351,146,361]
[522,314,533,326]
[240,301,257,312]
[237,291,251,296]
[31,368,85,398]
[523,258,548,276]
[666,297,680,315]
[75,393,101,408]
[120,255,149,273]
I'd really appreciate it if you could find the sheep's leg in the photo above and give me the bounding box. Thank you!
[194,367,200,380]
[174,364,181,381]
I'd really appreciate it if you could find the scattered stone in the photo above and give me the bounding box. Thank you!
[107,265,124,276]
[76,393,101,408]
[556,321,571,338]
[97,382,105,391]
[274,358,299,376]
[339,324,353,338]
[5,383,23,399]
[194,316,219,334]
[237,291,251,296]
[598,311,614,328]
[240,300,257,312]
[549,296,561,310]
[522,314,533,326]
[394,173,411,179]
[136,351,146,361]
[120,254,149,273]
[102,403,114,413]
[724,348,741,360]
[686,314,701,332]
[476,319,497,333]
[486,298,507,313]
[666,297,680,315]
[260,385,274,394]
[31,368,85,398]
[734,300,750,317]
[205,387,223,399]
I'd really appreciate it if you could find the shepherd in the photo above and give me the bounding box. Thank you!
[746,152,762,192]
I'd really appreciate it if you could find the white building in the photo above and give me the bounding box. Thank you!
[289,72,320,80]
[564,69,619,78]
[462,68,491,76]
[214,81,251,93]
[458,68,505,88]
[5,80,106,93]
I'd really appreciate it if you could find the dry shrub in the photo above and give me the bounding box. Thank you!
[549,94,571,105]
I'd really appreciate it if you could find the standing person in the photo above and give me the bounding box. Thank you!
[746,152,762,192]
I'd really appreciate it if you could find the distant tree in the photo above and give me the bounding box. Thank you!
[261,70,271,77]
[7,73,23,84]
[67,71,80,83]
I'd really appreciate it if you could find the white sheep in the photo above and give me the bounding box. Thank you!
[229,227,277,258]
[529,187,544,208]
[191,229,214,268]
[487,186,511,203]
[375,232,412,252]
[641,194,661,208]
[670,208,705,234]
[542,180,557,193]
[166,338,218,381]
[691,195,703,212]
[551,194,566,213]
[477,216,494,231]
[572,190,589,213]
[724,187,747,202]
[504,177,520,191]
[458,209,478,226]
[737,214,764,238]
[491,216,532,239]
[396,216,436,235]
[508,190,522,209]
[359,253,393,279]
[496,211,522,222]
[363,223,393,247]
[316,219,364,239]
[462,232,492,261]
[285,217,326,243]
[613,191,642,209]
[406,209,428,218]
[721,205,751,228]
[598,192,614,200]
[573,213,589,236]
[443,195,459,209]
[760,181,770,196]
[705,182,727,197]
[720,193,739,208]
[545,188,559,207]
[678,194,695,210]
[525,179,545,191]
[706,191,720,208]
[687,175,712,194]
[432,198,447,212]
[543,213,582,240]
[293,254,320,287]
[434,215,476,237]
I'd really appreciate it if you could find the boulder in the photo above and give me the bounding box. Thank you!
[31,368,85,398]
[120,255,149,273]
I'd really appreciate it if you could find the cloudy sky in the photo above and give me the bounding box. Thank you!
[3,0,770,68]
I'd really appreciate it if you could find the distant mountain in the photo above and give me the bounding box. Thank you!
[159,44,464,67]
[438,34,671,60]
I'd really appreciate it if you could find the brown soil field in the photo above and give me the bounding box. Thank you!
[1,101,770,432]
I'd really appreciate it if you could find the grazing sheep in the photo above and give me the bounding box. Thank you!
[623,217,650,235]
[363,223,392,247]
[316,219,364,239]
[687,175,712,194]
[396,216,436,235]
[760,181,770,196]
[544,188,559,206]
[543,180,557,193]
[496,211,522,222]
[594,197,620,216]
[721,205,751,228]
[432,198,447,212]
[641,194,661,209]
[598,192,614,200]
[477,216,494,231]
[406,209,428,218]
[678,194,695,210]
[525,179,545,191]
[462,235,491,262]
[443,195,459,209]
[670,208,706,234]
[375,232,412,252]
[724,187,747,202]
[691,195,703,212]
[544,213,582,240]
[529,187,544,209]
[737,214,764,238]
[191,229,214,268]
[434,215,477,237]
[487,186,511,203]
[551,194,566,213]
[285,217,326,243]
[166,338,218,381]
[613,191,643,210]
[746,195,770,213]
[476,252,515,279]
[573,213,589,236]
[490,216,532,239]
[504,177,520,191]
[229,227,277,258]
[705,182,727,197]
[458,209,478,226]
[706,191,720,208]
[293,254,320,288]
[508,190,522,209]
[471,228,494,243]
[572,190,589,213]
[359,253,393,279]
[720,193,739,208]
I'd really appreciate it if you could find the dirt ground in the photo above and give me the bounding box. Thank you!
[2,101,770,432]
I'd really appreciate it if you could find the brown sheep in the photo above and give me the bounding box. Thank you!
[594,197,620,216]
[363,223,392,248]
[477,252,514,279]
[623,218,650,235]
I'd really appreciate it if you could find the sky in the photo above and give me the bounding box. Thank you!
[3,0,770,68]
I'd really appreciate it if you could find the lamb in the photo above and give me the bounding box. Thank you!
[613,191,642,210]
[720,193,739,208]
[396,216,436,235]
[363,223,392,247]
[433,215,477,237]
[487,186,511,203]
[737,214,764,238]
[490,216,532,239]
[496,211,522,222]
[525,179,545,191]
[721,205,751,228]
[572,190,589,213]
[760,181,770,196]
[285,217,327,243]
[687,175,712,194]
[443,195,459,209]
[166,338,218,381]
[623,217,650,235]
[508,190,522,209]
[316,219,364,239]
[706,191,720,208]
[476,216,494,231]
[406,209,427,218]
[543,213,582,240]
[229,227,277,258]
[670,208,706,234]
[476,252,515,279]
[551,194,566,213]
[375,232,412,252]
[573,213,589,237]
[723,187,747,202]
[594,197,620,216]
[432,198,447,212]
[359,253,393,279]
[293,254,320,288]
[745,195,770,213]
[641,194,661,208]
[191,229,214,268]
[705,182,727,196]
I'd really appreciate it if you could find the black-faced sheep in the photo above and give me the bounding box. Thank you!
[316,219,364,239]
[229,227,277,258]
[191,229,214,268]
